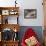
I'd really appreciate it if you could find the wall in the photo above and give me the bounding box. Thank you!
[0,0,44,26]
[19,0,44,26]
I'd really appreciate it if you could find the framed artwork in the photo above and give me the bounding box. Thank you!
[2,10,9,15]
[24,9,37,19]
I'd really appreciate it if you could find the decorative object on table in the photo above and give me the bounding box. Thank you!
[21,28,41,46]
[24,9,37,19]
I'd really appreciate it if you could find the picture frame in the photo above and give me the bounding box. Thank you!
[2,10,9,15]
[24,9,37,19]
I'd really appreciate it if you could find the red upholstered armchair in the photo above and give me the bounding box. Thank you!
[21,28,41,46]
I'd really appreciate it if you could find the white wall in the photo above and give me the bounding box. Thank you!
[0,0,15,7]
[19,0,44,26]
[0,0,44,26]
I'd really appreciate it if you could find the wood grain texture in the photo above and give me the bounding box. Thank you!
[0,41,19,46]
[43,0,46,26]
[43,0,46,44]
[0,7,20,46]
[0,24,20,32]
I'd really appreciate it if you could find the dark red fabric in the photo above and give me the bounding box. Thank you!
[21,28,41,46]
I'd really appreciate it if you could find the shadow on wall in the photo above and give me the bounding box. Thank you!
[18,26,43,44]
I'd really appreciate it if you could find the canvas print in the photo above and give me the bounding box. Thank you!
[2,10,9,15]
[18,26,44,46]
[24,9,37,19]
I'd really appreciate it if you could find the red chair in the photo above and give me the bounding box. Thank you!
[21,28,41,46]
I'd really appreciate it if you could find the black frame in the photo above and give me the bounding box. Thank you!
[24,9,37,19]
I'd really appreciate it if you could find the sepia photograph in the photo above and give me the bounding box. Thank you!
[24,9,37,19]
